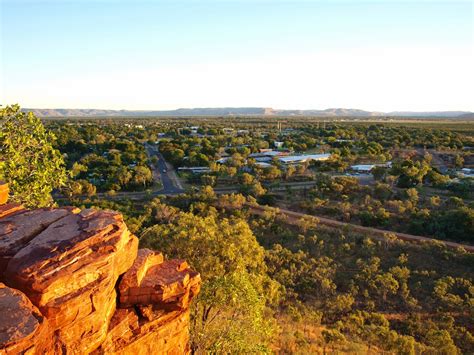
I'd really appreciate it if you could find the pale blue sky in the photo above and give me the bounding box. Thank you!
[1,0,473,111]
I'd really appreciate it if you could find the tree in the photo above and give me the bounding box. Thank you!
[392,159,430,188]
[140,211,279,353]
[0,105,67,207]
[425,329,459,354]
[263,166,282,180]
[201,174,216,187]
[239,173,266,197]
[405,188,419,205]
[430,195,441,207]
[131,165,152,187]
[297,215,319,233]
[285,165,296,180]
[80,180,96,197]
[372,166,387,181]
[216,193,246,209]
[71,162,87,177]
[426,170,450,187]
[63,180,83,198]
[115,166,133,187]
[454,155,464,168]
[322,329,346,353]
[374,272,399,304]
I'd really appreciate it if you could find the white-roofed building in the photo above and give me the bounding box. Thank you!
[216,157,231,164]
[249,150,286,162]
[278,153,331,165]
[254,162,273,168]
[350,162,391,172]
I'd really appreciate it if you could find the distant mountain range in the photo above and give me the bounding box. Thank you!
[23,107,474,119]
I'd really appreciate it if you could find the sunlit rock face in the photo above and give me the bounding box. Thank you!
[0,189,200,354]
[0,183,8,205]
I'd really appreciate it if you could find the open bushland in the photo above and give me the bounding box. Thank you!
[75,190,473,354]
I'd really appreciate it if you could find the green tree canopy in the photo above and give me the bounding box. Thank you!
[0,105,67,207]
[140,209,280,353]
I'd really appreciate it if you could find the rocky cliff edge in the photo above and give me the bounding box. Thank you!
[0,182,200,354]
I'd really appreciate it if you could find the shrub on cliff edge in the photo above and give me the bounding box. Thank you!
[0,105,67,207]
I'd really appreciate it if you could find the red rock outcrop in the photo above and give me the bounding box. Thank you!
[0,188,200,354]
[119,249,200,309]
[0,182,8,206]
[0,206,79,275]
[0,283,51,354]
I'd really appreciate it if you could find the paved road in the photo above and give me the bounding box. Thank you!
[144,144,184,195]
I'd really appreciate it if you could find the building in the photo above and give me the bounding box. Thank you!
[254,162,272,168]
[278,153,331,165]
[350,164,376,173]
[458,168,474,178]
[249,150,286,162]
[274,141,284,148]
[350,162,391,173]
[216,157,231,164]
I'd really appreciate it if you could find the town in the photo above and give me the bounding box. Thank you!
[1,0,472,352]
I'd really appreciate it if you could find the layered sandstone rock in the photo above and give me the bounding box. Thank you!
[0,182,8,205]
[0,191,200,354]
[119,249,200,309]
[0,283,51,354]
[0,206,79,275]
[93,249,200,354]
[0,203,24,219]
[95,305,192,354]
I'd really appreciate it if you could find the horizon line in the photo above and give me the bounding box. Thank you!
[18,106,474,114]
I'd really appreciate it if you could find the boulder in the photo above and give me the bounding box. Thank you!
[5,209,139,353]
[119,248,164,292]
[94,309,191,355]
[0,283,52,354]
[119,250,200,309]
[0,207,79,276]
[0,206,200,354]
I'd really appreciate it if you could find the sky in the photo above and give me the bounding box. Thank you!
[0,0,473,112]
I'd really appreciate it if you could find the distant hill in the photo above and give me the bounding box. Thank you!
[24,107,474,118]
[387,111,474,118]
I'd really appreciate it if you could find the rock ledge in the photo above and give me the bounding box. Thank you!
[0,190,200,354]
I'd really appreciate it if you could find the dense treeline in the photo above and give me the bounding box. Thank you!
[50,123,154,194]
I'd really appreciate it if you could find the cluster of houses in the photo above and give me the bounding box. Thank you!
[216,149,331,165]
[180,126,250,137]
[174,149,331,175]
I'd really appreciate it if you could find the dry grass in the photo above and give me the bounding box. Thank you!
[272,314,382,354]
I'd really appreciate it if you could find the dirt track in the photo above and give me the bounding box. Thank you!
[246,204,474,253]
